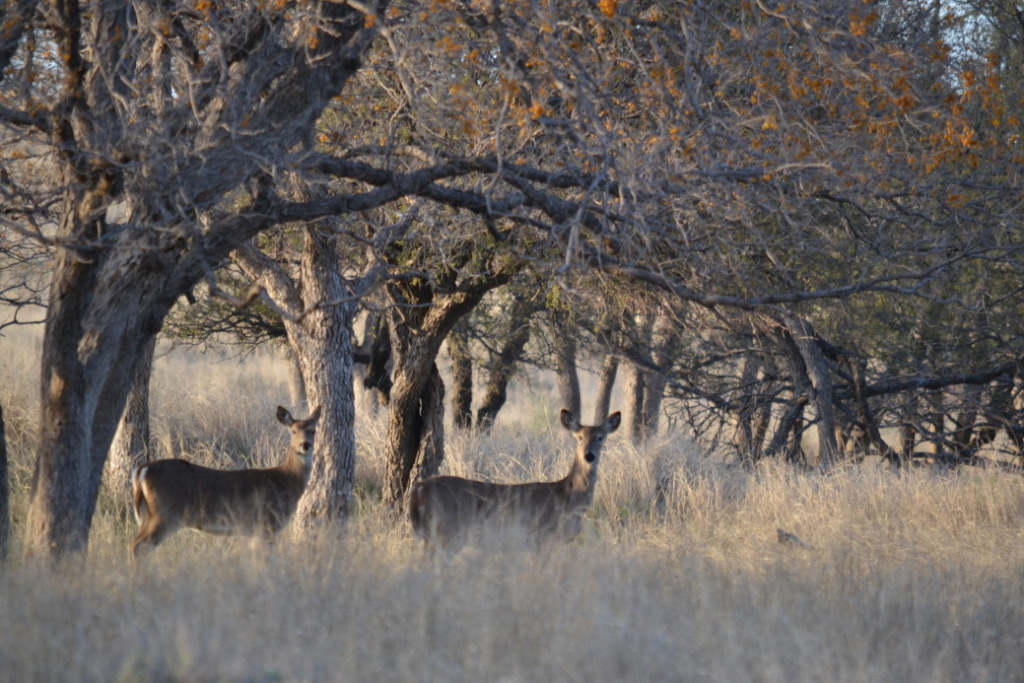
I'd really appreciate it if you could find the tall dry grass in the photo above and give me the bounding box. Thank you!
[2,329,1024,681]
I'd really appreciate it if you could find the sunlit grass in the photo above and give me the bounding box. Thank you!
[2,330,1024,681]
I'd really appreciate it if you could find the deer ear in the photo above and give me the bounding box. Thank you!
[560,409,579,431]
[605,412,622,433]
[276,405,295,426]
[308,405,322,423]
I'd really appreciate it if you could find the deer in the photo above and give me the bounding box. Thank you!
[408,409,621,554]
[129,405,321,562]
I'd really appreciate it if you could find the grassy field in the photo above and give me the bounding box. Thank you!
[2,327,1024,682]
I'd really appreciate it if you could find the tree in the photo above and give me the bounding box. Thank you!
[6,0,1024,558]
[2,1,416,557]
[379,212,519,507]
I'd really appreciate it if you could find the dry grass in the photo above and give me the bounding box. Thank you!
[3,329,1024,682]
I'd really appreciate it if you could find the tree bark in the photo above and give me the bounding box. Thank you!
[593,353,619,424]
[550,308,581,417]
[624,362,646,445]
[284,345,308,410]
[640,310,679,442]
[363,312,393,406]
[733,355,763,460]
[106,334,156,502]
[476,296,534,430]
[623,311,656,445]
[382,271,514,509]
[783,313,839,464]
[448,325,474,430]
[232,222,364,531]
[26,201,185,558]
[843,354,900,464]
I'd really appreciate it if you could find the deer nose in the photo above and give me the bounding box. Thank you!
[584,452,597,463]
[302,441,313,451]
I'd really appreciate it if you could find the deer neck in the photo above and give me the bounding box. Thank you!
[561,458,597,498]
[278,449,313,484]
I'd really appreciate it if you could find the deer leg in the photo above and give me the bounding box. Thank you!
[129,517,175,564]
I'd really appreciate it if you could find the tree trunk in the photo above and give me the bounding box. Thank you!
[641,310,679,441]
[383,334,451,507]
[783,314,839,465]
[233,223,363,531]
[593,353,619,424]
[414,363,446,481]
[899,423,917,461]
[624,362,646,445]
[984,372,1022,460]
[291,314,357,529]
[382,273,513,509]
[844,354,900,464]
[758,315,812,463]
[476,296,534,430]
[22,0,378,560]
[733,355,763,460]
[27,253,177,559]
[290,240,358,531]
[363,312,393,406]
[0,404,9,562]
[623,309,656,445]
[448,326,474,430]
[106,334,156,501]
[284,345,308,410]
[550,308,581,417]
[924,390,944,455]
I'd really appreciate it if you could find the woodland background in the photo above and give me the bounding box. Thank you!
[2,0,1024,678]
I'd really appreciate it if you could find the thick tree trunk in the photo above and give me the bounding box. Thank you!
[0,404,9,562]
[476,297,534,430]
[382,273,513,509]
[233,224,362,531]
[757,316,812,464]
[924,390,945,455]
[106,334,156,501]
[384,338,451,507]
[414,363,446,482]
[985,372,1022,460]
[27,244,177,558]
[448,326,474,430]
[292,320,356,528]
[899,423,917,460]
[291,299,358,529]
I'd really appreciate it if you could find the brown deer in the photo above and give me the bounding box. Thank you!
[409,409,621,553]
[129,405,321,561]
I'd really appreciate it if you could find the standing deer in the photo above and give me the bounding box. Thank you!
[129,405,321,561]
[409,409,621,553]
